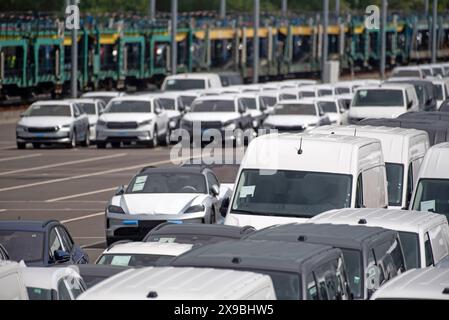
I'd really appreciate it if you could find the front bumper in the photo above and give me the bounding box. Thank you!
[16,131,71,144]
[96,127,153,143]
[106,212,204,240]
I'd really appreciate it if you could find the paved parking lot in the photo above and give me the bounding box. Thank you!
[0,122,241,261]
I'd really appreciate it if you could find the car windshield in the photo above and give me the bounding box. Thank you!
[398,231,420,269]
[341,249,363,299]
[273,104,317,116]
[336,87,351,94]
[159,98,176,110]
[432,68,444,76]
[146,234,232,246]
[353,89,404,107]
[231,169,352,218]
[433,84,444,100]
[26,105,71,117]
[260,96,277,107]
[318,89,333,97]
[126,173,207,194]
[240,98,257,110]
[27,287,53,300]
[317,101,338,113]
[164,79,206,91]
[191,100,235,112]
[422,69,432,76]
[106,100,151,113]
[299,91,316,98]
[258,270,301,300]
[0,230,44,263]
[97,254,174,267]
[180,96,196,108]
[393,70,421,78]
[385,163,404,207]
[77,103,96,115]
[280,94,297,100]
[412,179,449,218]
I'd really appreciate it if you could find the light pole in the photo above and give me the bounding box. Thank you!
[431,0,438,63]
[380,0,387,79]
[70,0,78,98]
[322,0,329,82]
[253,0,260,84]
[171,0,177,75]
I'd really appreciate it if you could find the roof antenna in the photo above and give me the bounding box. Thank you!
[354,128,357,137]
[296,137,303,155]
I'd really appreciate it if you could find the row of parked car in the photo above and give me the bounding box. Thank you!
[15,62,449,150]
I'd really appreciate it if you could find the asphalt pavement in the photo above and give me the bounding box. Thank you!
[0,123,241,261]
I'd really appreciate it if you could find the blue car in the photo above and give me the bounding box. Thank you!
[0,220,89,266]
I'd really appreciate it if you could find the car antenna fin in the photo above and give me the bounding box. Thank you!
[295,137,303,155]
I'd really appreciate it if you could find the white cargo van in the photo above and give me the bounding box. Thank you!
[78,267,276,300]
[0,261,28,300]
[162,73,222,91]
[313,125,430,209]
[224,133,388,229]
[311,208,449,269]
[411,142,449,218]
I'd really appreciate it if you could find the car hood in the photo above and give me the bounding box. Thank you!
[87,115,98,125]
[112,193,206,215]
[264,115,320,126]
[18,116,73,127]
[183,112,239,123]
[349,107,405,119]
[100,113,155,122]
[224,213,309,230]
[165,110,181,119]
[326,113,341,123]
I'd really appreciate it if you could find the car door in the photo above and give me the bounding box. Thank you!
[153,99,167,135]
[72,104,84,140]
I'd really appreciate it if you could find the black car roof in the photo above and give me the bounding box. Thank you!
[399,111,449,122]
[171,239,341,274]
[143,223,255,242]
[0,220,59,231]
[246,223,397,251]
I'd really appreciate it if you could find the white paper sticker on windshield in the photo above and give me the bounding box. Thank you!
[167,79,176,85]
[111,255,131,266]
[158,237,176,243]
[135,176,147,184]
[239,186,256,198]
[421,200,436,212]
[359,90,367,97]
[132,183,145,192]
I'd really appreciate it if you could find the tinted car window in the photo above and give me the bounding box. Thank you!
[0,230,44,263]
[191,100,235,112]
[57,226,73,252]
[273,104,317,116]
[97,254,175,267]
[49,228,63,260]
[353,89,404,107]
[57,280,72,300]
[78,103,96,115]
[164,79,206,91]
[385,163,404,207]
[260,96,277,107]
[412,179,449,218]
[317,101,338,113]
[341,249,363,299]
[159,98,176,110]
[106,100,152,113]
[26,287,53,300]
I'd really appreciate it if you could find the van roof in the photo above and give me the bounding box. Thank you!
[103,242,193,256]
[418,142,449,178]
[247,223,396,251]
[371,267,449,300]
[194,94,237,101]
[312,125,429,163]
[310,208,448,234]
[355,84,414,91]
[171,239,341,274]
[242,133,383,174]
[78,267,273,300]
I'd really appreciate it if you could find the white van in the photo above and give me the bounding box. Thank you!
[78,267,276,300]
[349,84,419,123]
[411,142,449,217]
[224,133,388,229]
[162,73,222,91]
[0,261,28,300]
[311,208,449,269]
[313,125,430,209]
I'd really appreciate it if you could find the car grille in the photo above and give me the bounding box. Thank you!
[106,122,138,129]
[27,126,59,133]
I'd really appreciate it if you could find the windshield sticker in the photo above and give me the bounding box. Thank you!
[132,183,145,192]
[158,237,176,243]
[111,255,131,266]
[421,200,436,212]
[239,185,256,198]
[359,90,367,97]
[167,79,176,85]
[135,176,147,184]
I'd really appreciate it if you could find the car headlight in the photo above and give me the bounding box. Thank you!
[169,120,177,129]
[107,205,125,214]
[97,120,106,126]
[223,122,236,131]
[139,120,152,126]
[16,125,27,132]
[184,204,205,214]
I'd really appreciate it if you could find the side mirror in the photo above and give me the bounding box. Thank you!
[54,250,71,263]
[115,185,126,196]
[211,185,220,197]
[20,112,26,118]
[238,105,246,114]
[220,198,230,217]
[185,106,192,113]
[407,101,413,109]
[154,107,162,115]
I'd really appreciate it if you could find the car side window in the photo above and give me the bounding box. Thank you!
[177,97,184,110]
[57,226,73,252]
[49,228,63,260]
[57,279,72,300]
[306,273,319,300]
[355,174,364,208]
[406,163,414,206]
[424,232,434,267]
[429,225,449,264]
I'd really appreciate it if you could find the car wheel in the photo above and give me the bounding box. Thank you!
[96,142,106,149]
[148,127,158,148]
[17,142,26,149]
[159,127,170,146]
[111,141,121,148]
[32,142,41,149]
[80,129,90,147]
[66,131,76,148]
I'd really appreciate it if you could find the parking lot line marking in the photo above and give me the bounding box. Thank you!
[45,187,117,202]
[61,212,104,224]
[0,153,42,162]
[0,153,127,176]
[0,145,17,150]
[81,241,105,249]
[0,208,104,211]
[0,209,6,213]
[0,154,202,192]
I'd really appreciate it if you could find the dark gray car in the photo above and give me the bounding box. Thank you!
[386,79,437,111]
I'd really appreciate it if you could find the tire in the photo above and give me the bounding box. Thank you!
[148,127,158,148]
[32,143,41,149]
[111,141,121,148]
[66,131,76,148]
[80,129,90,147]
[17,142,26,149]
[96,142,106,149]
[159,127,170,146]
